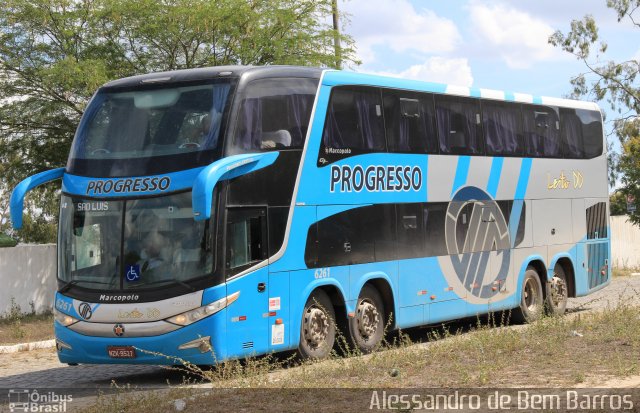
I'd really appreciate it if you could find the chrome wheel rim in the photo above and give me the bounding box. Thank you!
[303,306,329,349]
[523,278,540,311]
[550,276,567,307]
[356,299,380,339]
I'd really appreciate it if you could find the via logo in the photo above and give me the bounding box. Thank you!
[78,302,93,320]
[444,186,511,299]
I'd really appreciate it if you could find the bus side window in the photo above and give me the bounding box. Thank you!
[423,203,448,257]
[482,101,523,156]
[232,77,318,152]
[434,95,483,155]
[320,86,386,164]
[396,204,425,260]
[522,105,561,158]
[562,108,603,159]
[225,208,267,276]
[560,108,585,159]
[383,91,438,154]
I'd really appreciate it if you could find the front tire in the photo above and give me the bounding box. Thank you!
[298,290,336,359]
[546,264,568,316]
[512,267,544,323]
[348,285,385,354]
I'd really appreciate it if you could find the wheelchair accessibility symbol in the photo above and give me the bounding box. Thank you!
[125,264,141,282]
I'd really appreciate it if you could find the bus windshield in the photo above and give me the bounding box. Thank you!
[58,192,213,290]
[67,79,235,176]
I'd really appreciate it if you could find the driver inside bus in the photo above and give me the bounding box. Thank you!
[183,109,222,148]
[139,230,168,273]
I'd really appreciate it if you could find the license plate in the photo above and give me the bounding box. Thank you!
[107,346,136,359]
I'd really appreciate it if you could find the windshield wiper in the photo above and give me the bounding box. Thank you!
[59,279,79,293]
[59,279,116,293]
[129,279,195,292]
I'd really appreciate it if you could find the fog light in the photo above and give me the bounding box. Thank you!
[56,339,72,352]
[178,336,211,353]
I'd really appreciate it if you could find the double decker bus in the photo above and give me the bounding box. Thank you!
[11,66,610,364]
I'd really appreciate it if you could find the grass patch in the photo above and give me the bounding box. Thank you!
[612,267,639,277]
[80,302,640,412]
[0,297,53,344]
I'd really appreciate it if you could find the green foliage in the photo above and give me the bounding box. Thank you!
[549,0,640,224]
[609,191,627,215]
[0,0,357,243]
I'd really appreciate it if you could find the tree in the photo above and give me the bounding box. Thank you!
[549,0,640,224]
[0,0,358,243]
[609,190,627,215]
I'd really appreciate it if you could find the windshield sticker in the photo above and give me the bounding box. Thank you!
[75,201,109,212]
[86,176,170,195]
[125,264,141,283]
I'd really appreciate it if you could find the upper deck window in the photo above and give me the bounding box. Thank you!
[522,105,561,158]
[229,77,318,153]
[67,79,235,176]
[434,95,483,155]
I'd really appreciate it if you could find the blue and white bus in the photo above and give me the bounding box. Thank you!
[11,66,610,364]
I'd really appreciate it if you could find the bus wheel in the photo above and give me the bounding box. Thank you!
[348,285,385,354]
[512,267,544,323]
[298,290,336,359]
[546,264,568,316]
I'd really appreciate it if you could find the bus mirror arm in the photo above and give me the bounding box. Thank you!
[192,152,279,221]
[10,167,65,230]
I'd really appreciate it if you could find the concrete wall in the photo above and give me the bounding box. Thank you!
[0,244,56,316]
[610,215,640,269]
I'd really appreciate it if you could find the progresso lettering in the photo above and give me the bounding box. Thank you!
[86,177,170,195]
[330,165,422,193]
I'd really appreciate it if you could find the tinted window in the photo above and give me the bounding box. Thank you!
[435,95,483,155]
[523,105,561,157]
[561,108,603,159]
[309,205,396,267]
[424,203,448,256]
[231,77,318,152]
[383,90,438,154]
[225,208,267,277]
[482,101,523,156]
[320,87,385,163]
[396,204,425,260]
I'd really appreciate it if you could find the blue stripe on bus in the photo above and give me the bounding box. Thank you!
[509,158,533,246]
[486,157,504,198]
[451,156,471,196]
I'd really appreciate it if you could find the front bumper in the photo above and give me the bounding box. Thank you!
[55,312,227,365]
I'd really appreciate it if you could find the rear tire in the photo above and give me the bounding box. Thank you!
[348,285,385,354]
[512,267,544,323]
[298,290,336,360]
[545,264,568,316]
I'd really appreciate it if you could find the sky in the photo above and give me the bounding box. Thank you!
[340,0,638,110]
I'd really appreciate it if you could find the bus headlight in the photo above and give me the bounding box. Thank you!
[166,291,240,326]
[54,308,79,327]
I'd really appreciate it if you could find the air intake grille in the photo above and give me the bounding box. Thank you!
[586,202,607,239]
[242,341,254,349]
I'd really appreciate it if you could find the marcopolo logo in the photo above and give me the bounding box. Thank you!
[444,186,511,299]
[330,164,422,193]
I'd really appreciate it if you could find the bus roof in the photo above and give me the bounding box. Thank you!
[321,69,601,112]
[102,65,322,89]
[101,65,599,112]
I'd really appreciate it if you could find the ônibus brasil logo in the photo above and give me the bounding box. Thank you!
[444,186,511,299]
